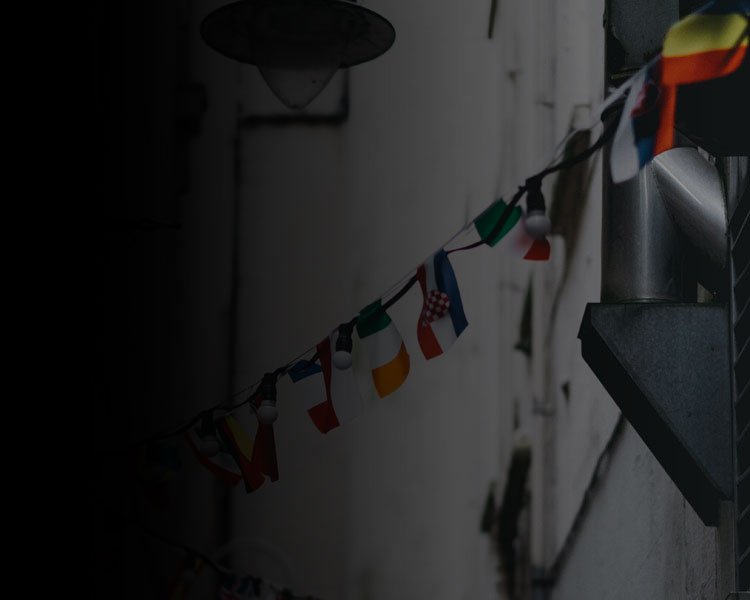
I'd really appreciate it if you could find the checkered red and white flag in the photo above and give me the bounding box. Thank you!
[416,250,468,359]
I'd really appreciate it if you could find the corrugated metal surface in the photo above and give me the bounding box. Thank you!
[731,165,750,590]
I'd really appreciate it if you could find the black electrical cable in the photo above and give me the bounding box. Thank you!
[447,110,620,256]
[382,274,419,311]
[104,106,622,453]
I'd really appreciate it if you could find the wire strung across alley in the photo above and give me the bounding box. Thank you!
[115,101,623,453]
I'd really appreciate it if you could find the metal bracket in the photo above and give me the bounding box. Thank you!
[578,302,733,526]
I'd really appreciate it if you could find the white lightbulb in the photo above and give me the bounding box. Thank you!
[525,210,551,239]
[257,400,279,425]
[333,350,352,370]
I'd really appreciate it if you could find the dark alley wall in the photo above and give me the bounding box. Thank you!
[91,0,229,596]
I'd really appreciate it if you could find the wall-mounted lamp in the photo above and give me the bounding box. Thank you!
[201,0,395,110]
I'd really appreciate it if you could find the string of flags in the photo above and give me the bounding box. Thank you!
[98,2,747,598]
[180,184,559,494]
[139,0,749,501]
[611,0,748,182]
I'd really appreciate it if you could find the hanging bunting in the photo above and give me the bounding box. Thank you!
[468,198,550,260]
[611,0,749,182]
[658,0,749,152]
[98,7,747,579]
[661,1,748,83]
[472,198,523,247]
[506,219,551,261]
[216,415,266,493]
[288,359,322,382]
[356,299,410,397]
[185,417,243,487]
[127,0,744,493]
[610,61,665,183]
[250,392,280,484]
[252,423,279,482]
[186,409,278,492]
[305,328,364,433]
[416,249,469,359]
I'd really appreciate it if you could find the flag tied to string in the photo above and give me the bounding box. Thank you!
[287,359,322,382]
[472,198,550,260]
[305,328,363,433]
[611,0,749,182]
[186,412,278,493]
[185,416,243,487]
[357,299,410,398]
[416,249,468,359]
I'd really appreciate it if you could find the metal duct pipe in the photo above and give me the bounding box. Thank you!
[651,147,728,294]
[601,124,697,302]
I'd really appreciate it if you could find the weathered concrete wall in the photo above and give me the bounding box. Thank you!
[551,424,730,600]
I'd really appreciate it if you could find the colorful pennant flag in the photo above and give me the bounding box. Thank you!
[250,396,280,484]
[185,421,243,487]
[504,218,551,260]
[662,1,748,84]
[216,415,266,493]
[611,60,666,183]
[658,0,749,152]
[416,249,468,359]
[356,299,410,397]
[472,198,551,260]
[611,1,748,182]
[473,199,523,246]
[288,359,322,382]
[305,329,363,433]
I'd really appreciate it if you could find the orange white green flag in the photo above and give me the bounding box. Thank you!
[356,300,410,398]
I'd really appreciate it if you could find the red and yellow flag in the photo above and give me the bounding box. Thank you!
[657,1,749,152]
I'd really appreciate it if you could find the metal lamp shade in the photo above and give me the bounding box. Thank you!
[201,0,396,109]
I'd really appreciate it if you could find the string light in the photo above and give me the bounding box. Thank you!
[104,95,626,454]
[93,87,634,600]
[333,322,354,370]
[523,177,551,239]
[256,373,280,425]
